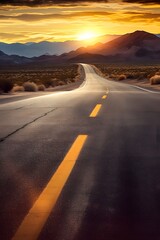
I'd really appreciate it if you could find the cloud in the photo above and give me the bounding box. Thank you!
[125,11,160,18]
[0,0,108,7]
[113,11,160,23]
[123,0,159,4]
[0,11,113,21]
[0,32,26,38]
[0,0,159,7]
[0,10,159,23]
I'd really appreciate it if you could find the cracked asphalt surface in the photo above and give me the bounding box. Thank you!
[0,108,57,142]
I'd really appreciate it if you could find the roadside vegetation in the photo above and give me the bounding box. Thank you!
[94,64,160,87]
[0,64,81,94]
[150,75,160,85]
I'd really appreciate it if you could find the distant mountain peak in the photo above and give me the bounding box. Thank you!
[65,30,160,64]
[98,30,160,52]
[128,30,159,40]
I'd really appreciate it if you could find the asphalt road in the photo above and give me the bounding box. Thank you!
[0,64,160,240]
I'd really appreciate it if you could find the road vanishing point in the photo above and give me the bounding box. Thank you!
[0,64,160,240]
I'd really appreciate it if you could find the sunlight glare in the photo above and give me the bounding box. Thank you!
[77,31,97,41]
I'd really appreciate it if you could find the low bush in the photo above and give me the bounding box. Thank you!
[150,75,160,85]
[23,82,38,92]
[109,74,116,79]
[118,74,126,81]
[58,81,65,86]
[43,79,55,88]
[0,79,14,93]
[147,73,154,79]
[12,85,24,92]
[155,71,160,75]
[38,84,45,91]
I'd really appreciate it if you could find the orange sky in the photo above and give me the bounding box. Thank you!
[0,0,159,43]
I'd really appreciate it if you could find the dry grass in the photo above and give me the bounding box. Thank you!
[0,64,79,94]
[150,75,160,85]
[94,64,160,85]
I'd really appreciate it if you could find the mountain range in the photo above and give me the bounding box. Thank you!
[0,30,159,68]
[67,30,160,64]
[0,34,119,57]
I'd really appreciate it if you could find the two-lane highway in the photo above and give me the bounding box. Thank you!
[0,64,160,240]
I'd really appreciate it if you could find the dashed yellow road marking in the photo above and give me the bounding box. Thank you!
[12,135,88,240]
[102,95,107,99]
[90,104,102,117]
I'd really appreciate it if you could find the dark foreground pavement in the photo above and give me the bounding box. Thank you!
[0,64,160,240]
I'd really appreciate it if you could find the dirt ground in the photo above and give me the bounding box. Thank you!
[119,78,160,92]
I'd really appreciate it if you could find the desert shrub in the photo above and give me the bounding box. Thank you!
[0,65,79,90]
[155,71,160,75]
[71,78,76,83]
[12,85,24,92]
[43,79,54,88]
[94,64,160,83]
[126,73,135,79]
[136,72,146,80]
[118,74,126,81]
[23,82,38,92]
[38,84,45,91]
[147,73,154,79]
[58,81,65,86]
[150,75,160,85]
[0,79,14,93]
[43,78,61,87]
[109,74,116,79]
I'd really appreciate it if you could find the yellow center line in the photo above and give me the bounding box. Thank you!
[102,95,107,99]
[90,104,102,118]
[12,135,88,240]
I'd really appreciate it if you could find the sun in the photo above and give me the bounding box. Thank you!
[77,31,97,41]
